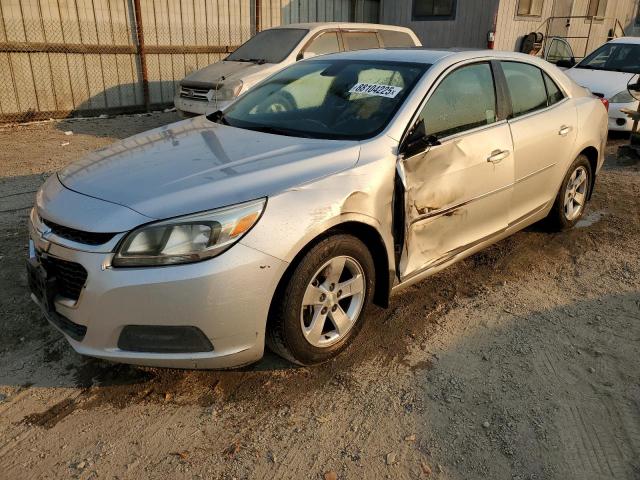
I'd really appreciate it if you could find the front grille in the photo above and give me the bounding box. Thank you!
[42,218,116,246]
[40,255,88,301]
[179,85,211,101]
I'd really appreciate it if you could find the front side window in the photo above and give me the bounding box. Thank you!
[587,0,607,18]
[221,60,428,140]
[501,61,548,118]
[413,0,456,20]
[226,28,308,64]
[342,31,379,51]
[517,0,544,16]
[420,63,497,139]
[576,42,640,74]
[304,32,340,57]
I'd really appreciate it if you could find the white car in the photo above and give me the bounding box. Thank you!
[565,37,640,131]
[174,22,421,117]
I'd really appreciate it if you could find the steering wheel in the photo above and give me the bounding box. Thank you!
[333,104,386,130]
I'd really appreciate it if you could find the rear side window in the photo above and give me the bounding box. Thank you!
[379,30,416,47]
[304,31,340,57]
[543,72,564,105]
[420,63,497,139]
[501,61,547,118]
[342,31,380,51]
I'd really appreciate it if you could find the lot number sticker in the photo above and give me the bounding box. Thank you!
[349,83,403,98]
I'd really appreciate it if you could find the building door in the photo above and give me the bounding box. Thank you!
[549,0,574,37]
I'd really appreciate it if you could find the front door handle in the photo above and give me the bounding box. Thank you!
[558,125,573,136]
[487,149,510,164]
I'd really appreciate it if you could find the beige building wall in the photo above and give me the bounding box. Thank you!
[379,0,638,56]
[379,0,500,48]
[494,0,639,57]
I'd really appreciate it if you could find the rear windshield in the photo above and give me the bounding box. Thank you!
[226,28,308,64]
[576,42,640,74]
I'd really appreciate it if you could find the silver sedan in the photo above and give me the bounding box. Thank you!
[27,49,609,368]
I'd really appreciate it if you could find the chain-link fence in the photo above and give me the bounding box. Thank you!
[0,0,379,124]
[0,12,250,123]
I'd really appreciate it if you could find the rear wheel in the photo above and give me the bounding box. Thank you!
[546,154,592,231]
[266,234,375,365]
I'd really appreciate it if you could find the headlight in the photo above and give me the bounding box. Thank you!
[112,199,265,267]
[609,90,634,103]
[214,80,244,101]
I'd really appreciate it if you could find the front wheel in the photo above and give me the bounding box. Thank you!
[266,234,375,366]
[546,154,592,231]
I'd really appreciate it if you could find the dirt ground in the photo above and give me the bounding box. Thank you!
[0,113,638,480]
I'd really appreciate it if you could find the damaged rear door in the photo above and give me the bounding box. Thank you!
[397,61,514,281]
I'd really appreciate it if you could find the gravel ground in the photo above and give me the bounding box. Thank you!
[0,114,638,480]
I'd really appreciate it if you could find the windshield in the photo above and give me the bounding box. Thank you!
[576,42,640,74]
[217,60,429,140]
[226,28,308,64]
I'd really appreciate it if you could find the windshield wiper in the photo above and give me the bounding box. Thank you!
[233,58,267,64]
[576,64,637,73]
[575,64,604,70]
[245,125,313,138]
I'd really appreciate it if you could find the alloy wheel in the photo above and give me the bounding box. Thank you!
[564,166,588,221]
[300,255,366,348]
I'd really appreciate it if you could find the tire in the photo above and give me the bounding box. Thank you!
[266,234,375,366]
[545,154,592,231]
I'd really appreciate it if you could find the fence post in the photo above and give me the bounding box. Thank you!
[132,0,150,110]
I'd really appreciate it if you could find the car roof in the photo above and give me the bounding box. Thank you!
[271,22,416,34]
[308,47,555,67]
[609,36,640,44]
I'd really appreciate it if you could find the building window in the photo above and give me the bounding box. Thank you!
[517,0,544,17]
[587,0,607,18]
[412,0,456,20]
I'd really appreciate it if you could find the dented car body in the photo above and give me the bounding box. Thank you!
[28,49,608,368]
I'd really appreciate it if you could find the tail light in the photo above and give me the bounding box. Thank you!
[600,98,609,111]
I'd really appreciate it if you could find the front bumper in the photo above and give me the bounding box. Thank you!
[608,101,638,132]
[174,95,234,116]
[28,215,288,369]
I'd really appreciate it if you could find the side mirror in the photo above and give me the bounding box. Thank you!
[400,120,440,158]
[297,51,316,61]
[555,57,576,68]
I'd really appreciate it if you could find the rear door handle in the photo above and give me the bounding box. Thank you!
[487,149,510,164]
[559,125,573,136]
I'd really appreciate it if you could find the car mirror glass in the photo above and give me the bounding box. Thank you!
[401,120,440,157]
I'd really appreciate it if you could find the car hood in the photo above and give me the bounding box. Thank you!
[58,116,360,221]
[180,60,274,87]
[564,67,637,98]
